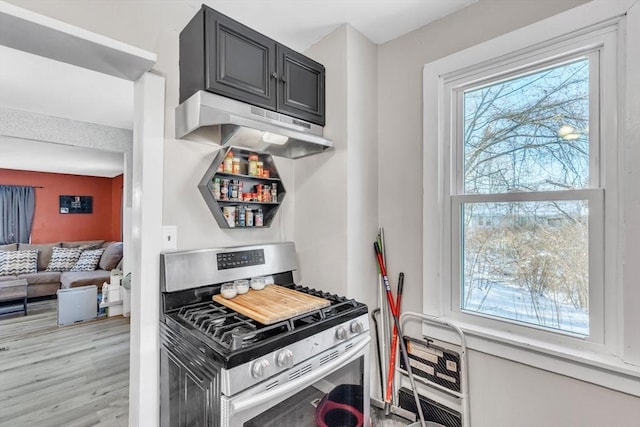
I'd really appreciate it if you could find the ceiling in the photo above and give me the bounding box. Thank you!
[0,0,477,177]
[197,0,477,51]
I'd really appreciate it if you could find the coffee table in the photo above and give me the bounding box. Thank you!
[0,279,28,316]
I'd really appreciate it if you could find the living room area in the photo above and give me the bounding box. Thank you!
[0,167,126,317]
[0,167,130,425]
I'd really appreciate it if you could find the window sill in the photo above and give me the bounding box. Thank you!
[422,318,640,397]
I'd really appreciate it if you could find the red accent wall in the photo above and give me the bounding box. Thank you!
[111,174,123,241]
[0,169,123,243]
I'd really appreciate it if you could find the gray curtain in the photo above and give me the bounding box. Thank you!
[0,185,35,244]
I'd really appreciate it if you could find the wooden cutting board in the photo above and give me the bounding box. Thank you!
[212,284,330,324]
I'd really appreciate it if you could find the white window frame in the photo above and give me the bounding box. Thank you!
[449,43,607,347]
[422,1,640,396]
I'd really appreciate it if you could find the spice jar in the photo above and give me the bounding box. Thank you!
[223,150,234,173]
[212,178,221,200]
[237,205,245,227]
[220,179,229,201]
[245,207,254,227]
[232,157,241,174]
[248,154,259,176]
[255,209,264,227]
[257,161,264,177]
[231,180,239,200]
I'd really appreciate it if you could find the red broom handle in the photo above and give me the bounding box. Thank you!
[385,273,404,405]
[374,242,399,408]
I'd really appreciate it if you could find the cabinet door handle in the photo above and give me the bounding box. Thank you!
[271,72,278,79]
[280,75,287,83]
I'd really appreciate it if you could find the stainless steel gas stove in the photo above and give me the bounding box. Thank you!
[159,242,370,427]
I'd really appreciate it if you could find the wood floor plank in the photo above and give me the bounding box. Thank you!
[0,299,130,426]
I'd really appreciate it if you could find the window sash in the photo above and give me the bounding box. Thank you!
[450,188,604,344]
[443,42,608,346]
[452,49,602,196]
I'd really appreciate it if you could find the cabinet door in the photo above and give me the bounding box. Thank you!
[206,9,277,111]
[276,45,325,126]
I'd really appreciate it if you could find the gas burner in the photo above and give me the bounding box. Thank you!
[215,320,256,350]
[179,303,227,323]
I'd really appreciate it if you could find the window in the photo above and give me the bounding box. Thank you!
[442,38,613,349]
[423,14,629,367]
[454,56,599,337]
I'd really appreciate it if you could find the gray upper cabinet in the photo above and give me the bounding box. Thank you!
[179,5,325,126]
[207,11,277,111]
[276,45,325,126]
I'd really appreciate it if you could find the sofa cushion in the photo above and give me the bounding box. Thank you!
[18,242,61,271]
[62,240,105,250]
[60,270,110,289]
[0,243,17,251]
[70,249,105,272]
[99,242,123,271]
[46,247,83,272]
[18,271,61,284]
[0,249,38,275]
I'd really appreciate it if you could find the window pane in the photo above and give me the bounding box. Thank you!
[461,200,589,335]
[463,58,590,194]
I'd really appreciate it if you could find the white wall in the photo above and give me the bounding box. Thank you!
[299,22,381,395]
[294,26,349,294]
[344,26,379,307]
[298,25,379,302]
[378,0,640,425]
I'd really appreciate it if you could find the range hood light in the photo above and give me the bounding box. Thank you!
[262,132,289,145]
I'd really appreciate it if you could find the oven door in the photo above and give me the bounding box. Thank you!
[221,334,370,427]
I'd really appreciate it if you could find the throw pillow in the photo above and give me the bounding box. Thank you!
[18,242,61,271]
[0,249,38,275]
[70,249,105,272]
[46,247,83,272]
[99,242,123,271]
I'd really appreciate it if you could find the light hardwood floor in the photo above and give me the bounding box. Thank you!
[0,299,129,426]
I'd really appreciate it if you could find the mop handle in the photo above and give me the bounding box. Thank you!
[385,273,404,405]
[374,242,397,316]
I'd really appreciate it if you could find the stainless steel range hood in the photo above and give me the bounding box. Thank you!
[175,91,332,159]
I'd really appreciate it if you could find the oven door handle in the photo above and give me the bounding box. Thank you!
[231,335,371,414]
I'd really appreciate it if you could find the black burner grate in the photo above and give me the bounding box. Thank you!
[175,301,295,351]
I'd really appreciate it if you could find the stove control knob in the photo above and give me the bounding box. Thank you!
[350,321,364,334]
[276,349,294,368]
[251,359,269,379]
[335,326,348,340]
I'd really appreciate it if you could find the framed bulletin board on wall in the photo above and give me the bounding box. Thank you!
[59,195,93,214]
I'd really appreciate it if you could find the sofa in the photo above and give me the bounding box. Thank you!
[0,240,123,298]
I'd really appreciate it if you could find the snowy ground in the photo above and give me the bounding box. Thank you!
[463,280,589,336]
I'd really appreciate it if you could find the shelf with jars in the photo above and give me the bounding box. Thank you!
[198,146,287,228]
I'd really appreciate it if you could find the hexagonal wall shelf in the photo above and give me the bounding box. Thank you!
[198,146,286,228]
